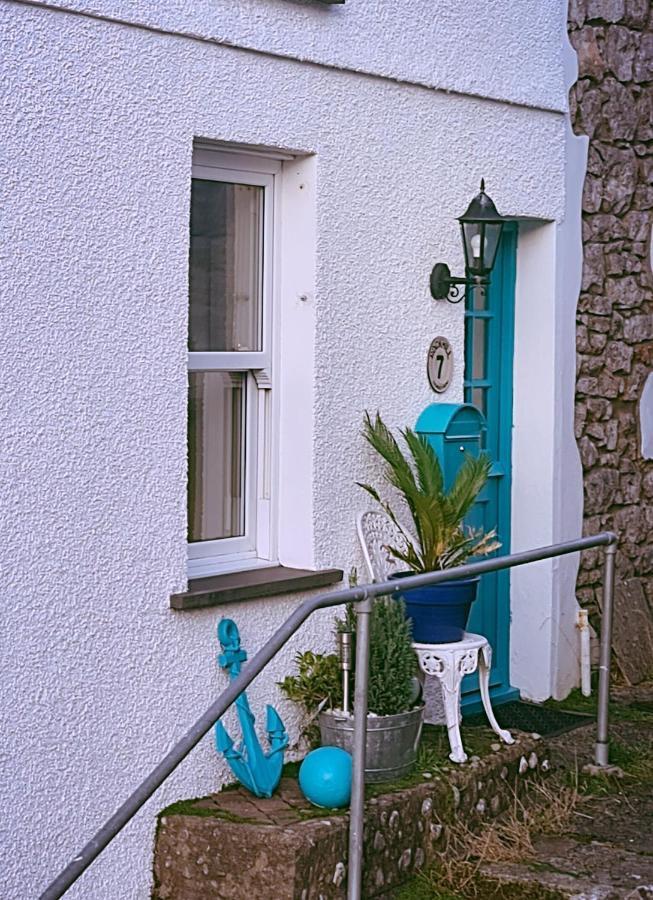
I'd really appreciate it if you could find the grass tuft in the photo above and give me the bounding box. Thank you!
[544,686,653,725]
[394,774,580,899]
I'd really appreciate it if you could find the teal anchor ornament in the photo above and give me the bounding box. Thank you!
[214,618,288,798]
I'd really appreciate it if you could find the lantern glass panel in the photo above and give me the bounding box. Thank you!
[461,221,503,276]
[483,222,503,274]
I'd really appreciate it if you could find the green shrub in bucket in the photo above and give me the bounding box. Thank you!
[358,412,500,643]
[279,592,424,783]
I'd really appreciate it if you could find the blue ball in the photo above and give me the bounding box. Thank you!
[298,746,352,809]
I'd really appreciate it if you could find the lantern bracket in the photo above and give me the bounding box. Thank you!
[429,263,485,304]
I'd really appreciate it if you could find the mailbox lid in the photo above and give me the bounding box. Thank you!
[416,403,487,440]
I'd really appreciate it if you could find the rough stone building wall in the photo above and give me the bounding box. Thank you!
[568,1,653,645]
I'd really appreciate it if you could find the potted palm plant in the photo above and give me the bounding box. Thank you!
[358,411,500,643]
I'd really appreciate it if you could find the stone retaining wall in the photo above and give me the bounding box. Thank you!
[568,0,653,635]
[153,734,545,899]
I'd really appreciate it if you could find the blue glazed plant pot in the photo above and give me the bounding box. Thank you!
[390,574,480,643]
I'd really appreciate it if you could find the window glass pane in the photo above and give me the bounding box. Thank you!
[188,372,246,541]
[472,282,487,310]
[189,179,263,352]
[472,386,487,417]
[472,318,487,381]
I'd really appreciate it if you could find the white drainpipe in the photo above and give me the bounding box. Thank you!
[577,608,591,697]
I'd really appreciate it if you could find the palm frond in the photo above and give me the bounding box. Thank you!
[468,528,501,558]
[408,493,446,570]
[359,412,499,573]
[438,533,480,569]
[446,453,492,524]
[356,482,382,504]
[362,412,419,512]
[402,428,444,498]
[385,542,422,572]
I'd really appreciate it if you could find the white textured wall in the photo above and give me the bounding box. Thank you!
[0,1,567,897]
[508,7,594,706]
[511,19,590,703]
[16,0,567,113]
[511,221,558,701]
[550,28,589,700]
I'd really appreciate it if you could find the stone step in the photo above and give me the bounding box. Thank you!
[478,835,653,899]
[152,734,545,899]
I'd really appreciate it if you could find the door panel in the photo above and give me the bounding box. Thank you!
[462,224,518,707]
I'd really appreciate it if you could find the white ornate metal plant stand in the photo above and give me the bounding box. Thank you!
[412,632,514,764]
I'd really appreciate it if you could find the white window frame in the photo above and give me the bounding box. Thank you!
[187,149,281,578]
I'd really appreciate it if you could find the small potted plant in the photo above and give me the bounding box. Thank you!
[277,650,343,749]
[358,411,500,643]
[279,595,423,783]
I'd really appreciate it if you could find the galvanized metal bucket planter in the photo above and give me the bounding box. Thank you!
[319,704,424,783]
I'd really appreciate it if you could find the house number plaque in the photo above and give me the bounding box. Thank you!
[427,337,453,393]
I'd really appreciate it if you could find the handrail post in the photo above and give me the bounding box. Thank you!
[595,540,617,767]
[347,592,372,900]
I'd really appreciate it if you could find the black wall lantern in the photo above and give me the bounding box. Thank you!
[430,180,507,303]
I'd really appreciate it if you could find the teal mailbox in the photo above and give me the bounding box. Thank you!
[415,403,487,489]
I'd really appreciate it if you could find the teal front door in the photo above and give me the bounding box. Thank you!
[461,223,519,711]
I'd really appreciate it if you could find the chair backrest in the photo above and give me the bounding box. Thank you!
[357,511,413,582]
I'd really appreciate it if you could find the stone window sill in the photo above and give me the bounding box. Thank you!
[170,566,344,611]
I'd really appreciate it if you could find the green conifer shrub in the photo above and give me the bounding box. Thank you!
[367,597,416,716]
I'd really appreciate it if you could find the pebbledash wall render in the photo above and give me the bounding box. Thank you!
[567,0,653,646]
[1,0,645,897]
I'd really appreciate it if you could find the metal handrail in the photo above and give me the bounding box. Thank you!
[40,531,618,900]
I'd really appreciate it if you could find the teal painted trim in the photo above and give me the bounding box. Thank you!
[496,223,517,484]
[461,685,521,717]
[464,314,495,324]
[463,379,492,389]
[493,224,517,700]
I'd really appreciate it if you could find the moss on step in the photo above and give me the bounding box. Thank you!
[158,798,257,824]
[472,876,567,900]
[162,722,500,823]
[393,870,568,899]
[392,877,465,899]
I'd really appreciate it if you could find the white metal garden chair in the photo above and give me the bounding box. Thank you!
[357,510,447,726]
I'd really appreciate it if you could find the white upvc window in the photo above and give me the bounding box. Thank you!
[187,148,280,577]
